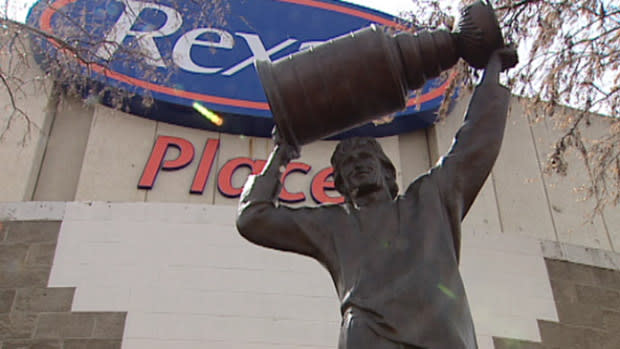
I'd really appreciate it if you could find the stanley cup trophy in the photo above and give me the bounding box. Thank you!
[255,1,506,150]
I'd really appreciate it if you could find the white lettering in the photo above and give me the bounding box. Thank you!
[96,0,182,67]
[172,28,234,74]
[221,32,297,76]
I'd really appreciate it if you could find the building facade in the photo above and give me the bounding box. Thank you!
[1,0,620,346]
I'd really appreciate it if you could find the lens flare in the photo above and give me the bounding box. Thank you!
[437,283,456,299]
[193,102,223,126]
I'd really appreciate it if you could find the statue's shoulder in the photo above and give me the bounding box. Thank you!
[403,170,436,197]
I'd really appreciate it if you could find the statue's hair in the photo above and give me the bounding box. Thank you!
[330,137,398,200]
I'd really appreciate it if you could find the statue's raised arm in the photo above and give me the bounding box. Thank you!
[411,47,518,256]
[428,47,518,218]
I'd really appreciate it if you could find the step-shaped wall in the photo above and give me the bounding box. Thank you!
[0,220,126,348]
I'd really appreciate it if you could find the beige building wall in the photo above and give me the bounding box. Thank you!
[74,105,156,202]
[33,95,94,201]
[0,49,55,202]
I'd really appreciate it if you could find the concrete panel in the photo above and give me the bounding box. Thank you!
[124,312,338,346]
[398,129,431,185]
[75,105,156,201]
[477,335,494,349]
[463,176,502,235]
[577,116,619,252]
[492,100,556,239]
[604,208,620,253]
[33,95,94,201]
[62,201,236,225]
[0,201,66,221]
[434,90,471,155]
[125,286,339,320]
[145,122,220,204]
[123,338,332,349]
[529,113,611,250]
[72,285,130,312]
[0,47,55,201]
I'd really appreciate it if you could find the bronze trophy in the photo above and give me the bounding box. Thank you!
[255,0,505,150]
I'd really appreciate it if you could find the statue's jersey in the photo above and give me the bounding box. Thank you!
[242,172,477,348]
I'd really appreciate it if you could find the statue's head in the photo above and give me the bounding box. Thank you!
[331,137,398,202]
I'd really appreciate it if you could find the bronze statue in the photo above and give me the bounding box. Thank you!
[237,47,518,348]
[237,1,517,347]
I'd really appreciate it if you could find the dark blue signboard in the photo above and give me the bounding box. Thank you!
[27,0,450,137]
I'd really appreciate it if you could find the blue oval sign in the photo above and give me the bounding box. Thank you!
[27,0,449,137]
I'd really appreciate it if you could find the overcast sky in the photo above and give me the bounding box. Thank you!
[344,0,419,16]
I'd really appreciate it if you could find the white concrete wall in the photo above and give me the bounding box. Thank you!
[42,202,556,349]
[51,202,340,348]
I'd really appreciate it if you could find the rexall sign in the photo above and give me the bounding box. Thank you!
[27,0,450,137]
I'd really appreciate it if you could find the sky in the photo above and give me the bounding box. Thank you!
[344,0,422,16]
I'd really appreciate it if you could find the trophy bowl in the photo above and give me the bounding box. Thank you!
[454,1,505,69]
[255,0,505,149]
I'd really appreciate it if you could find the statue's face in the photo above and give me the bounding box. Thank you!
[339,147,385,196]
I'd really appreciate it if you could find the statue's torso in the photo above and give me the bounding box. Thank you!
[316,187,477,349]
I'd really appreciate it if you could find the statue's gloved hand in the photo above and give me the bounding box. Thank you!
[273,142,300,166]
[271,127,300,164]
[260,136,300,179]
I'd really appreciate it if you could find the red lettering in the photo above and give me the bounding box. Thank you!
[140,135,343,205]
[138,136,195,189]
[279,162,311,203]
[311,167,345,204]
[217,158,265,197]
[190,139,220,194]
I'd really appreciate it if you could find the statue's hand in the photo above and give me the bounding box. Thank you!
[271,127,300,162]
[275,142,300,164]
[260,142,299,178]
[489,46,518,72]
